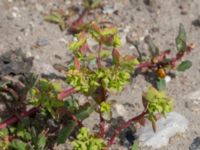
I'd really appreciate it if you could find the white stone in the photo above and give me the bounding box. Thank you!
[113,103,128,118]
[138,112,188,149]
[103,5,117,14]
[165,76,171,83]
[12,12,17,18]
[185,90,200,112]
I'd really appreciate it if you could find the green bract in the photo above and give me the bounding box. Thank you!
[66,67,132,94]
[72,127,105,150]
[30,79,64,117]
[143,87,173,116]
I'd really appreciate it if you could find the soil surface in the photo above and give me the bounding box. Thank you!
[0,0,200,150]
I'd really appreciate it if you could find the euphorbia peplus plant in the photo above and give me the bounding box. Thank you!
[58,22,173,149]
[0,22,192,149]
[45,0,102,33]
[135,24,194,90]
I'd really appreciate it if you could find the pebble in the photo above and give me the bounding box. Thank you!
[190,137,200,150]
[185,89,200,112]
[16,36,22,42]
[138,112,188,149]
[113,103,129,120]
[103,5,117,14]
[165,76,171,83]
[36,38,49,46]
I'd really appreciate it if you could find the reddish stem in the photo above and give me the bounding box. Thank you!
[69,9,89,33]
[107,110,148,146]
[0,107,39,129]
[58,87,76,100]
[58,108,83,127]
[136,62,155,69]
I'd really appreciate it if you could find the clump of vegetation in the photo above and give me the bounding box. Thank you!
[0,0,194,149]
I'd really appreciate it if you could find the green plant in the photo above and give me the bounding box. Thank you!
[134,23,194,90]
[0,2,194,150]
[72,127,105,150]
[45,0,102,33]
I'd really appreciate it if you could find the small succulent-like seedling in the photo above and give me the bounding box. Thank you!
[72,127,105,150]
[45,0,102,33]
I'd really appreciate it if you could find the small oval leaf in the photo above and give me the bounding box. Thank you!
[57,121,77,144]
[156,78,166,91]
[177,60,192,71]
[176,23,187,52]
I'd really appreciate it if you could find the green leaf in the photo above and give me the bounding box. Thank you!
[57,121,77,144]
[37,133,47,150]
[176,23,187,52]
[156,78,166,91]
[64,97,79,112]
[145,36,159,57]
[0,128,8,137]
[44,11,65,30]
[76,104,94,120]
[100,50,111,59]
[10,140,27,150]
[177,60,192,71]
[91,0,102,9]
[52,82,62,92]
[131,141,139,150]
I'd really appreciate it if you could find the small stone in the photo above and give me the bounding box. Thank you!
[12,12,17,18]
[138,112,188,149]
[165,76,171,83]
[129,45,136,50]
[185,89,200,112]
[16,36,22,41]
[113,103,129,120]
[190,137,200,150]
[35,55,40,60]
[25,51,32,58]
[36,38,49,46]
[103,5,117,14]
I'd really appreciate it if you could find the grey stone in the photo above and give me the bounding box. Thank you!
[138,112,188,149]
[36,38,49,46]
[190,137,200,150]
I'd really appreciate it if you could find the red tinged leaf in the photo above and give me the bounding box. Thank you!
[69,18,84,33]
[91,22,101,33]
[58,87,76,100]
[79,43,90,54]
[112,49,121,64]
[73,57,80,70]
[138,117,146,126]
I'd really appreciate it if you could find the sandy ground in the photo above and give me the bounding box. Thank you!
[0,0,200,150]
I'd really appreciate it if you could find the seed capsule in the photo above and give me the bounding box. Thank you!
[156,68,166,78]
